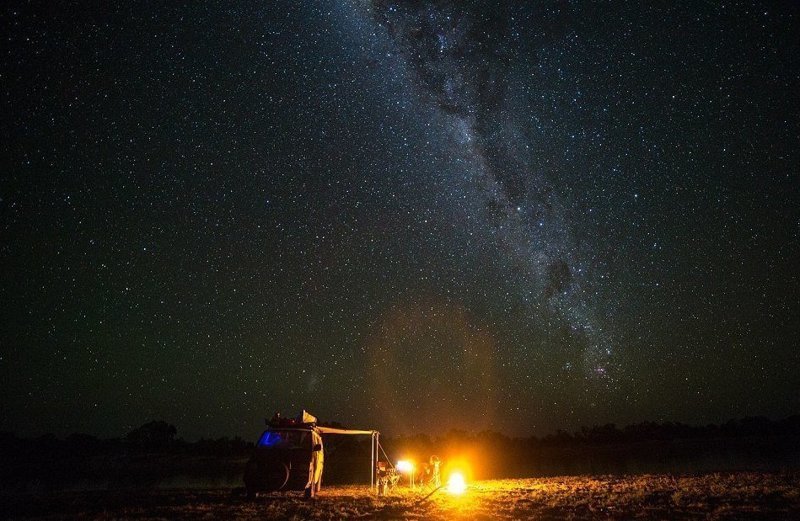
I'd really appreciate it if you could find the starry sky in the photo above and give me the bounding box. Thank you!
[2,1,798,440]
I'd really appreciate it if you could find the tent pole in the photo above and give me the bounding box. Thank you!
[370,432,375,492]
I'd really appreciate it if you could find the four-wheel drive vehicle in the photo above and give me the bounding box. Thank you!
[244,424,324,498]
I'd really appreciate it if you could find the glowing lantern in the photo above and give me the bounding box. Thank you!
[396,460,414,473]
[447,471,467,494]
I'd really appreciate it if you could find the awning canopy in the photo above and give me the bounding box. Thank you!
[317,426,376,435]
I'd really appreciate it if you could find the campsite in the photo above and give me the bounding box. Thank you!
[2,413,799,519]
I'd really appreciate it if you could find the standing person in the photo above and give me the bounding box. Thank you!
[304,430,324,498]
[429,455,441,488]
[415,462,429,489]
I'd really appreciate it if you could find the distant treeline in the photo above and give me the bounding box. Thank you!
[495,414,800,445]
[1,420,253,457]
[1,415,799,491]
[376,415,800,480]
[3,415,799,452]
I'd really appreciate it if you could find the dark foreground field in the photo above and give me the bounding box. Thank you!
[2,472,799,520]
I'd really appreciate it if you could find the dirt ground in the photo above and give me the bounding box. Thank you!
[2,472,799,520]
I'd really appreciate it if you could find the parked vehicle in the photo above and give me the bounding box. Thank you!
[244,410,378,498]
[244,415,324,498]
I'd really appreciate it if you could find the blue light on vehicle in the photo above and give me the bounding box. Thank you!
[258,431,283,447]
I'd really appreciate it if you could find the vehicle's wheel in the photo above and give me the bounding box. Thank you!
[262,461,290,491]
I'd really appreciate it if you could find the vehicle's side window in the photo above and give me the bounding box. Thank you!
[257,430,316,449]
[257,431,283,447]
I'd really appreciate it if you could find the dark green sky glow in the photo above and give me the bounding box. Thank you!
[2,1,798,440]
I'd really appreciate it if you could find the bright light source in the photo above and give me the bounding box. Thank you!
[396,460,414,473]
[447,471,467,494]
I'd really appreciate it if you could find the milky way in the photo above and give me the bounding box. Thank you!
[363,1,615,381]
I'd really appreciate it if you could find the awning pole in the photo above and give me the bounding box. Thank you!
[370,432,375,492]
[375,432,379,493]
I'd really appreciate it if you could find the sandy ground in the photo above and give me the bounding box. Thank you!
[2,472,799,520]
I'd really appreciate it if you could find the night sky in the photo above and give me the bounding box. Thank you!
[2,1,798,441]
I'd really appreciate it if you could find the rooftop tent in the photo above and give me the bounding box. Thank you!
[299,410,317,425]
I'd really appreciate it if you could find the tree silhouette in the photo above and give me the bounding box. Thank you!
[126,421,177,450]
